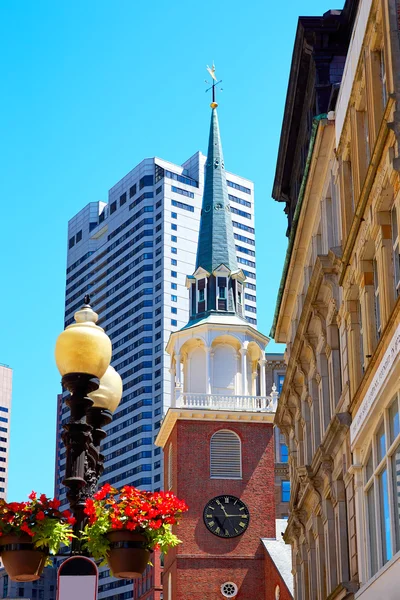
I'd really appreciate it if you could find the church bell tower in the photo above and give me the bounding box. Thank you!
[155,69,291,600]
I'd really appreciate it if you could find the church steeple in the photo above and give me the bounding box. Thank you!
[186,69,247,326]
[195,106,239,274]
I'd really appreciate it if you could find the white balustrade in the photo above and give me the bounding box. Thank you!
[175,393,275,413]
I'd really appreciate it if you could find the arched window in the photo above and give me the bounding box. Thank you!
[210,430,242,479]
[167,444,173,490]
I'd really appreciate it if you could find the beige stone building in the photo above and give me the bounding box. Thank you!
[271,0,400,598]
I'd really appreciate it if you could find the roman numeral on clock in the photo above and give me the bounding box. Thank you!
[203,496,250,538]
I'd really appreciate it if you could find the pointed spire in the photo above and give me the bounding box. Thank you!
[195,106,238,274]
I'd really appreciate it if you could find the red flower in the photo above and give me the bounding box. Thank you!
[67,515,76,525]
[39,494,48,504]
[28,491,36,501]
[36,511,45,521]
[49,498,61,509]
[21,522,34,537]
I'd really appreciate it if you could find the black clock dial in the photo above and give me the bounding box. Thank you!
[203,495,250,538]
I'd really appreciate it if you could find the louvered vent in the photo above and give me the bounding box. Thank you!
[168,444,173,490]
[210,430,242,479]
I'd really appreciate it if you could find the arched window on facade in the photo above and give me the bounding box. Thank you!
[210,429,242,479]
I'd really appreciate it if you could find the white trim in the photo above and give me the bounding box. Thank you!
[351,323,400,444]
[335,0,373,146]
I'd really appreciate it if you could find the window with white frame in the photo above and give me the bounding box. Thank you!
[210,430,242,479]
[363,392,400,578]
[392,205,400,296]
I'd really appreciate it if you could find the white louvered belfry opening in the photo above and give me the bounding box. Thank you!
[168,443,173,490]
[210,430,242,479]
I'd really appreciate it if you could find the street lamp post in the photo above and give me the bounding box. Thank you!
[55,296,122,554]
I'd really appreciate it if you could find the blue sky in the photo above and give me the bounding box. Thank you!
[0,0,337,500]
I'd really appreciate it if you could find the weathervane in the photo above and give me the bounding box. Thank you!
[205,63,223,108]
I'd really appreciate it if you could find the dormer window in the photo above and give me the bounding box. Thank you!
[236,281,244,317]
[197,278,206,313]
[217,277,227,311]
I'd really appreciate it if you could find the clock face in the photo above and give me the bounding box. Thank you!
[203,495,250,538]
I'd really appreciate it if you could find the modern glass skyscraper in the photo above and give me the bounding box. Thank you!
[0,364,12,500]
[55,149,257,599]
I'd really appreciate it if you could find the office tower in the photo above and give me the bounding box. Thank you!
[0,365,12,500]
[0,564,57,599]
[55,149,257,599]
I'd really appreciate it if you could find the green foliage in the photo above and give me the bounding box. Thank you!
[33,519,74,555]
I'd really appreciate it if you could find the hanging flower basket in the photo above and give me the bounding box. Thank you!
[0,492,75,581]
[0,533,47,582]
[82,484,188,578]
[106,530,151,579]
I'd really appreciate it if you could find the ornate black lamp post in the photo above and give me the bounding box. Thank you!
[55,296,123,553]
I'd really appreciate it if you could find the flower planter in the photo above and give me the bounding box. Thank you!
[106,530,151,578]
[0,534,47,582]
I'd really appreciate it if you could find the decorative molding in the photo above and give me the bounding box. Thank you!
[351,322,400,444]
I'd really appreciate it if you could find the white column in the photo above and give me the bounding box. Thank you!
[185,357,191,393]
[175,353,181,387]
[169,367,175,407]
[240,348,248,395]
[205,347,212,394]
[210,350,214,394]
[259,358,266,396]
[251,366,257,395]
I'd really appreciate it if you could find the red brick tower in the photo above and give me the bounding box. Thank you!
[155,76,292,600]
[157,412,280,599]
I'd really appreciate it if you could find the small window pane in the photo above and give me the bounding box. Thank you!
[379,468,392,563]
[281,481,290,502]
[377,421,386,464]
[389,397,400,444]
[391,444,400,553]
[280,443,288,463]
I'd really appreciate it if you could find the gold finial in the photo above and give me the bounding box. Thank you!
[205,63,222,109]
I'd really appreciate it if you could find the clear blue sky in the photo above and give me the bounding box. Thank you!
[0,0,337,501]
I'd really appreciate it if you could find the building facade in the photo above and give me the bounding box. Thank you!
[0,365,12,500]
[55,133,257,599]
[272,0,400,598]
[0,564,57,600]
[132,551,162,600]
[156,99,292,599]
[266,354,290,519]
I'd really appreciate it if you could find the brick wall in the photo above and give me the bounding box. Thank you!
[264,555,293,600]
